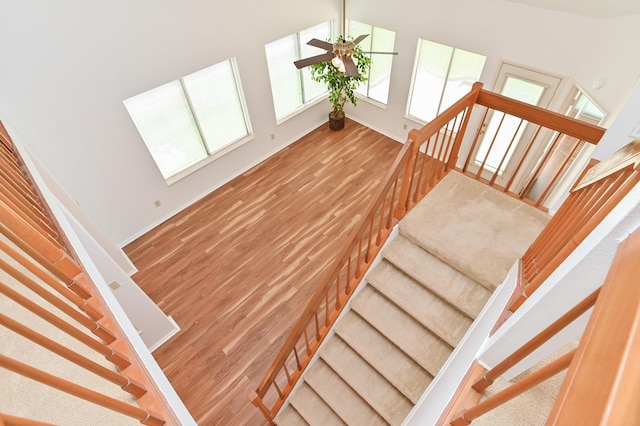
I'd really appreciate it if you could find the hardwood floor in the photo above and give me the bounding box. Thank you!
[124,120,403,425]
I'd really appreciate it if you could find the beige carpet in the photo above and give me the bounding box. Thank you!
[474,341,578,426]
[400,171,550,290]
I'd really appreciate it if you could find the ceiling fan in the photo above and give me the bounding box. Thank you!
[293,0,398,78]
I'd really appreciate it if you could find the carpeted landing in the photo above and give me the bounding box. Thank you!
[276,171,550,425]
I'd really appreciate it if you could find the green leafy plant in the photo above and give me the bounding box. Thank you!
[309,36,372,119]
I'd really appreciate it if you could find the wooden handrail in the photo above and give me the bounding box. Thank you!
[251,84,612,421]
[0,413,54,426]
[0,355,164,425]
[546,227,640,425]
[251,83,482,419]
[0,122,175,424]
[475,90,604,143]
[451,350,575,425]
[450,224,640,425]
[473,288,599,392]
[573,138,640,190]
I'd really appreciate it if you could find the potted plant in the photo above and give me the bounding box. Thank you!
[309,36,372,130]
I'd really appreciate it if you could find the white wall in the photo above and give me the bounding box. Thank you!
[0,0,638,246]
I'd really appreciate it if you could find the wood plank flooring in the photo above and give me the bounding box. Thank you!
[124,120,403,425]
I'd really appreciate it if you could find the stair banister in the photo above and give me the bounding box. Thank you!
[251,83,610,422]
[250,84,483,420]
[0,121,181,425]
[449,225,640,425]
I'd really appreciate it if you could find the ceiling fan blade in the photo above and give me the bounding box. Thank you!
[343,56,359,77]
[307,38,334,51]
[294,52,335,69]
[352,34,369,45]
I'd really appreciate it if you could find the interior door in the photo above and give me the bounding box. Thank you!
[471,63,562,187]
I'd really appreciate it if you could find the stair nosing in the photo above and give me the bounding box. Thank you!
[366,262,472,348]
[334,310,431,404]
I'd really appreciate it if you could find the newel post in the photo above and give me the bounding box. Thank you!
[447,82,483,170]
[395,135,420,218]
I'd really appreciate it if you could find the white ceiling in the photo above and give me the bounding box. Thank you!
[507,0,640,19]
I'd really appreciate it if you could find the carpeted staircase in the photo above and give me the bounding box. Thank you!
[276,171,549,426]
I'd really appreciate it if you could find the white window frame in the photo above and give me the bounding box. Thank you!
[349,20,396,107]
[265,22,334,123]
[124,58,253,185]
[406,39,486,124]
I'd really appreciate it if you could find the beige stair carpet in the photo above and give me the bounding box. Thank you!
[277,170,550,426]
[400,170,549,290]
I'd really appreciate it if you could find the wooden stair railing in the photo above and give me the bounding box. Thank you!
[449,224,640,425]
[248,82,483,422]
[0,122,174,425]
[510,139,640,312]
[249,83,610,422]
[461,89,605,210]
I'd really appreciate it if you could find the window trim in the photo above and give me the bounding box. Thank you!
[406,38,486,124]
[125,58,253,185]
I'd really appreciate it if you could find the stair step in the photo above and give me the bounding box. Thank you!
[384,235,492,319]
[305,359,387,426]
[289,382,345,426]
[335,310,431,404]
[352,285,452,377]
[367,260,473,347]
[321,337,412,425]
[276,405,309,426]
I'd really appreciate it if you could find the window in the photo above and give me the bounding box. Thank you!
[265,22,332,121]
[349,20,396,105]
[407,39,486,123]
[124,59,252,183]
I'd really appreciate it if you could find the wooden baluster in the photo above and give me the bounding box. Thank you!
[0,208,90,297]
[314,312,320,342]
[396,138,418,217]
[519,132,563,198]
[0,313,147,397]
[439,114,458,178]
[413,137,429,202]
[0,280,130,369]
[324,292,330,327]
[462,107,489,174]
[475,112,507,179]
[293,347,301,370]
[0,258,114,343]
[0,355,164,425]
[425,132,440,191]
[0,413,54,426]
[533,138,583,207]
[503,125,543,194]
[547,228,640,425]
[0,223,91,300]
[376,197,387,246]
[489,119,524,185]
[474,288,599,392]
[449,83,483,171]
[0,238,102,320]
[517,170,639,309]
[303,330,311,356]
[451,350,575,426]
[365,217,374,263]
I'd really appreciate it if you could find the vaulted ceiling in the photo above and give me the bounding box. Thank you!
[507,0,640,19]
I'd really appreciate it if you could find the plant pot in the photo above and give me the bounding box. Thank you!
[329,110,345,131]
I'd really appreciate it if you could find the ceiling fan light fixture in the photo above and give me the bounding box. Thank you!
[331,56,343,69]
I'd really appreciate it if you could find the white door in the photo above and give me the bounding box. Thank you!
[471,63,562,187]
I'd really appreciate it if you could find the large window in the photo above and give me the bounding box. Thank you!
[407,39,486,123]
[349,20,396,105]
[124,59,252,183]
[265,22,332,121]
